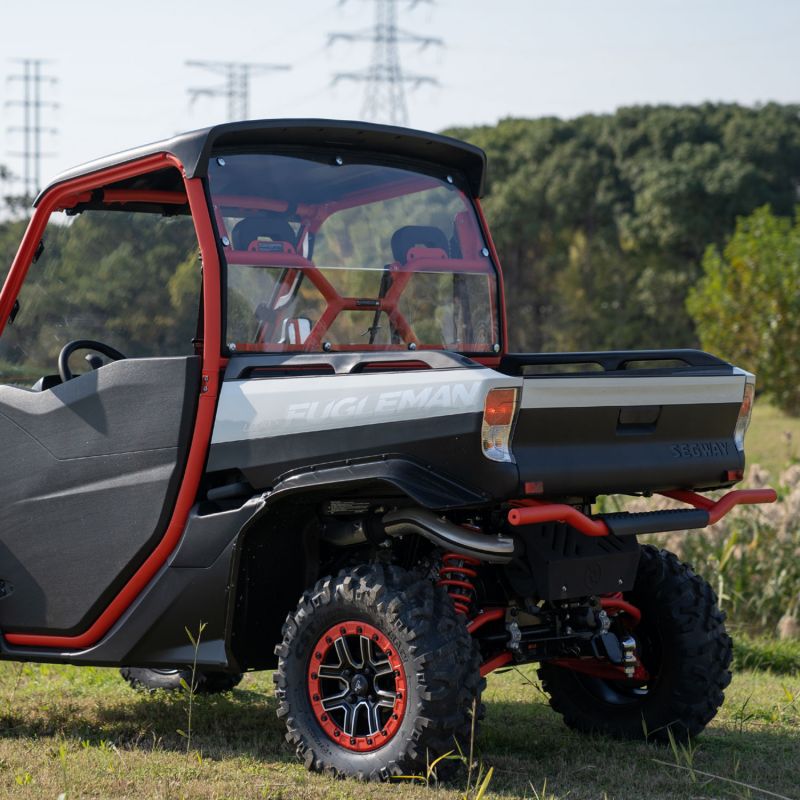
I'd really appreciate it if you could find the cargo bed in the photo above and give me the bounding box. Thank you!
[500,349,750,497]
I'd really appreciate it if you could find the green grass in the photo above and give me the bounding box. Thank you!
[733,635,800,676]
[0,660,796,799]
[746,402,800,477]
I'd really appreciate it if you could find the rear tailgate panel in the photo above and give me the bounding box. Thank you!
[502,352,748,497]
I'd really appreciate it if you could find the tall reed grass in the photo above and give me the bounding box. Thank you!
[614,464,800,636]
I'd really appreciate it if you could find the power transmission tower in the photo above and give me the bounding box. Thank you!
[5,58,58,198]
[330,0,443,127]
[186,61,291,121]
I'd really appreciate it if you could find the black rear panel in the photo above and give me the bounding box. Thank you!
[513,402,743,496]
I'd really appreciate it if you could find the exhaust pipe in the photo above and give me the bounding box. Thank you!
[382,508,516,564]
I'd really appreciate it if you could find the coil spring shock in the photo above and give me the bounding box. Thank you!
[437,553,481,616]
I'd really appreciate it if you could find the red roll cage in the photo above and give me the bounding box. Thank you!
[0,147,507,650]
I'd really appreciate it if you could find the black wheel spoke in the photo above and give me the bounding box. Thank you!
[372,660,394,677]
[374,686,397,703]
[359,635,373,668]
[367,701,383,735]
[317,663,347,683]
[320,688,350,711]
[334,636,359,670]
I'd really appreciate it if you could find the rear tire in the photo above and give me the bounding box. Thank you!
[120,667,243,694]
[274,563,483,780]
[539,545,732,743]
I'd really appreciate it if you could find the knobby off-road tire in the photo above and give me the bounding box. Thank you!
[120,667,243,694]
[539,545,732,743]
[274,564,484,781]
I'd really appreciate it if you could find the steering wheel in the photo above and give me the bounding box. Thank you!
[58,339,127,382]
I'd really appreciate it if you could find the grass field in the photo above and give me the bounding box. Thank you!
[746,402,800,477]
[0,660,796,800]
[0,403,795,799]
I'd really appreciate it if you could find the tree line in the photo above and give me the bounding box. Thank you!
[448,103,799,349]
[0,102,798,412]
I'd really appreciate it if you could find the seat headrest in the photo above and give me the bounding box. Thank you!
[231,214,296,250]
[391,225,449,264]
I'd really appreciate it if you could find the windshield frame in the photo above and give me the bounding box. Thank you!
[206,148,504,357]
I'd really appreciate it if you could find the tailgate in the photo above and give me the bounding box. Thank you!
[501,350,749,497]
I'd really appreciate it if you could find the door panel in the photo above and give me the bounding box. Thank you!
[0,357,199,635]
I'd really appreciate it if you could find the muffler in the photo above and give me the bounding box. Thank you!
[382,508,516,563]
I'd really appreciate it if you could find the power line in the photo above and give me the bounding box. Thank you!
[186,60,291,121]
[330,0,443,127]
[5,58,58,198]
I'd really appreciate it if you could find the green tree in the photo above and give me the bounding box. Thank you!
[688,205,800,415]
[447,103,800,352]
[0,210,199,383]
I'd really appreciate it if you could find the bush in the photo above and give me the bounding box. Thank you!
[688,206,800,416]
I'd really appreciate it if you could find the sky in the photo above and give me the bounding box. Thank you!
[1,0,798,189]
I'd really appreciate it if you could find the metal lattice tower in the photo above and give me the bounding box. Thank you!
[5,59,58,198]
[186,61,291,121]
[330,0,443,127]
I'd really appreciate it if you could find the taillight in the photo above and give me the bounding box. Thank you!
[482,387,519,462]
[734,382,755,451]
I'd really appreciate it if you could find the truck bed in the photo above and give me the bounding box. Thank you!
[500,350,749,498]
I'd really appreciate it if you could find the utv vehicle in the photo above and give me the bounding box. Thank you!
[0,119,775,780]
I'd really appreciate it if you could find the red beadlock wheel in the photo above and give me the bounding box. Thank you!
[307,621,408,752]
[275,564,483,780]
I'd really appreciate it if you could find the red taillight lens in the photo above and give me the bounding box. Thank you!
[481,387,519,463]
[734,382,755,451]
[484,388,517,426]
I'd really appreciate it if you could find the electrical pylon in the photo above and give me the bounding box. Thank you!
[5,58,58,198]
[330,0,443,127]
[186,60,291,121]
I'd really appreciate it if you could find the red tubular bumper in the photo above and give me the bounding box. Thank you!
[507,488,777,535]
[508,502,610,535]
[659,488,777,524]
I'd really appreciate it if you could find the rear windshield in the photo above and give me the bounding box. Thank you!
[207,153,500,354]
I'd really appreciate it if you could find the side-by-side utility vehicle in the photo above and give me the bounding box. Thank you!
[0,120,775,779]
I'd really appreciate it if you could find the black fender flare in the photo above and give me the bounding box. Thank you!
[266,455,490,511]
[172,456,489,569]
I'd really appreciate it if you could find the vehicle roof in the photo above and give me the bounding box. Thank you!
[36,119,487,204]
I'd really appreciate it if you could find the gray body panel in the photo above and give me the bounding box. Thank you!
[208,353,749,499]
[0,357,199,635]
[208,360,519,497]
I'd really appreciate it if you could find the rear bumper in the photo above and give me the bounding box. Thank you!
[507,488,778,537]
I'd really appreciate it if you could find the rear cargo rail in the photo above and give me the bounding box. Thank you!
[500,348,734,376]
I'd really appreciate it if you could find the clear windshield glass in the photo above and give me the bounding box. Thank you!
[207,153,500,353]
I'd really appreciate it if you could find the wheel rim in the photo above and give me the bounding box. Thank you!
[307,621,408,752]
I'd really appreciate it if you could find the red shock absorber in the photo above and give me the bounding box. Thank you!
[437,553,481,615]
